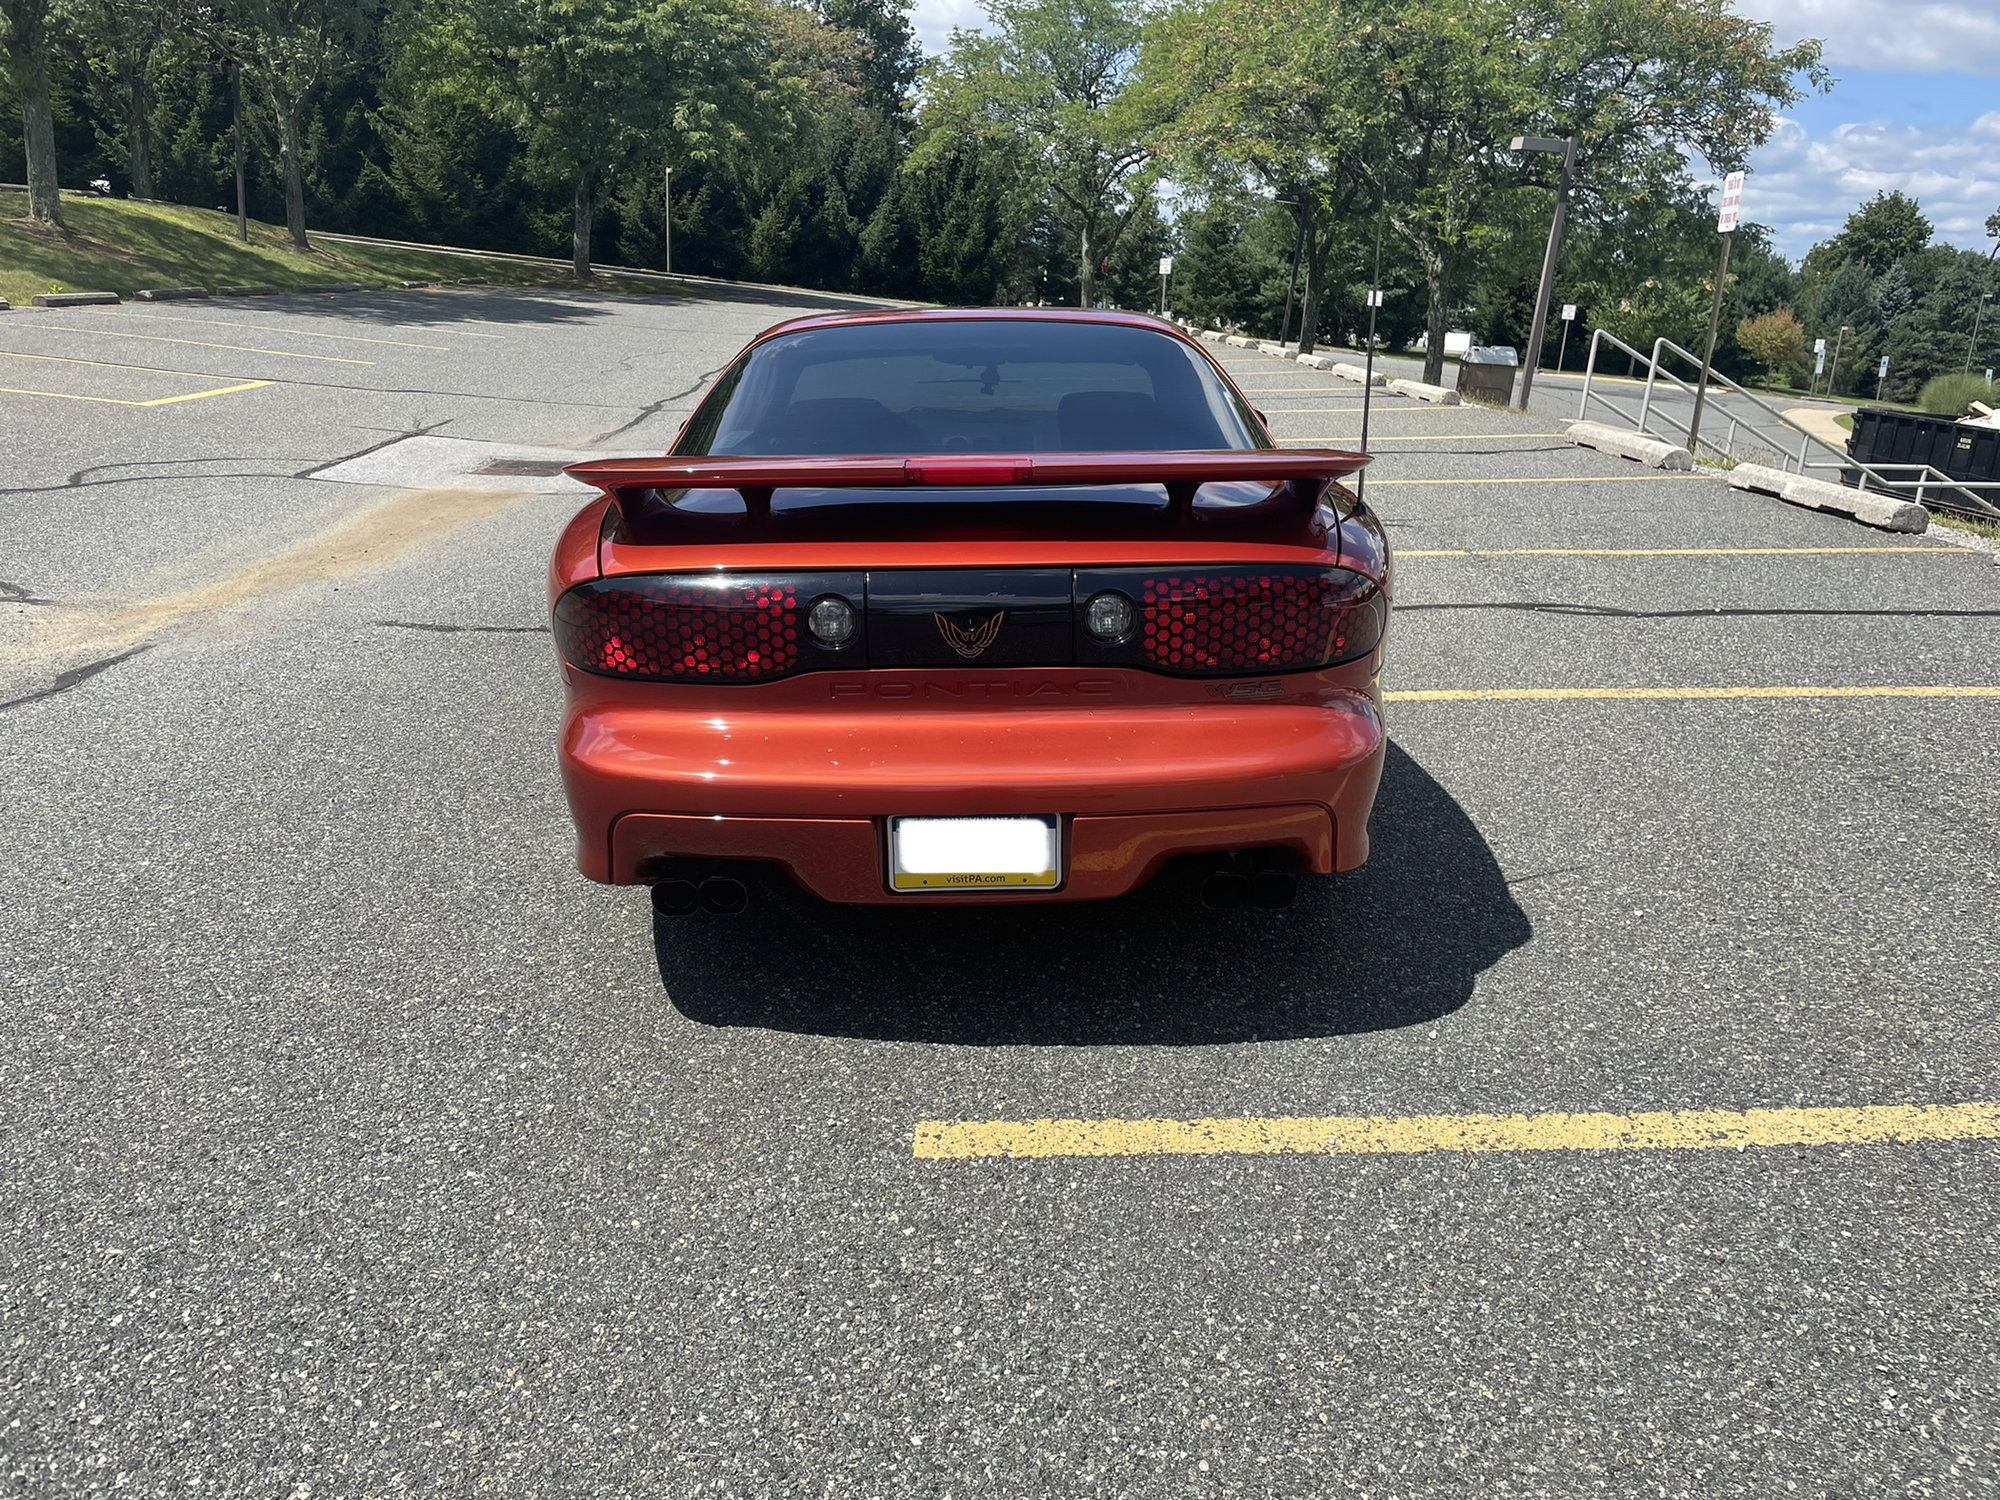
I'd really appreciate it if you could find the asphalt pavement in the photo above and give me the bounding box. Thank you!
[3,294,1997,1497]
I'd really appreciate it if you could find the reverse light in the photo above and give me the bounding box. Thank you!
[1084,590,1135,643]
[807,595,857,647]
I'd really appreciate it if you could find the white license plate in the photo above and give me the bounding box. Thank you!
[889,815,1061,892]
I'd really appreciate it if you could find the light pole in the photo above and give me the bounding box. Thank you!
[1510,134,1576,412]
[1827,323,1850,399]
[661,162,673,275]
[1964,236,1999,375]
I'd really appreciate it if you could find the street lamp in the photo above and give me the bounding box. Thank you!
[1510,134,1577,412]
[1827,323,1850,398]
[1964,236,2000,376]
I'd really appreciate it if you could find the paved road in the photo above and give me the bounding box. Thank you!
[3,293,1998,1497]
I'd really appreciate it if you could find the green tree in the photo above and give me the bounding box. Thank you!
[58,0,178,200]
[1809,190,1932,277]
[0,0,63,223]
[861,129,1022,302]
[1735,306,1806,385]
[926,0,1154,308]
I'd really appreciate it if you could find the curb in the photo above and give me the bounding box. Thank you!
[137,287,209,301]
[1255,341,1286,355]
[1198,330,1225,343]
[1388,378,1462,406]
[0,298,9,311]
[1297,353,1333,370]
[1224,335,1255,348]
[217,284,285,297]
[1566,420,1691,469]
[31,291,121,307]
[1728,462,1928,534]
[1331,362,1387,387]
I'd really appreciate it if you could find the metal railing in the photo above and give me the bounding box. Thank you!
[1576,329,2000,520]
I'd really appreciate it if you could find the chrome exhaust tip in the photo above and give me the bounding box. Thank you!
[1200,871,1250,909]
[650,879,701,917]
[698,876,749,915]
[1249,869,1297,909]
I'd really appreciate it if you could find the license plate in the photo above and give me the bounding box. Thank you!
[889,815,1061,892]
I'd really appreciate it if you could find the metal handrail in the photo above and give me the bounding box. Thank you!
[1577,329,2000,519]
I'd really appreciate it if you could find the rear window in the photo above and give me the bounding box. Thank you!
[677,319,1264,457]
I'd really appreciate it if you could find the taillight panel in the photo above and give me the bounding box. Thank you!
[555,566,1382,682]
[554,572,864,682]
[1076,566,1383,675]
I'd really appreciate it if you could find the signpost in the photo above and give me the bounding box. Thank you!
[1878,354,1890,402]
[1811,337,1826,394]
[1558,303,1576,372]
[1159,255,1173,318]
[1687,170,1744,455]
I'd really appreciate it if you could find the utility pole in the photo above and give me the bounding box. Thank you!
[662,163,672,275]
[1510,134,1576,412]
[1688,170,1744,456]
[1964,237,1999,374]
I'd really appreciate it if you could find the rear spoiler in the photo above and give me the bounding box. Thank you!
[564,449,1369,519]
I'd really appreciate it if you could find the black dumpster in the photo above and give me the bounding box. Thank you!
[1456,345,1518,405]
[1844,407,2000,498]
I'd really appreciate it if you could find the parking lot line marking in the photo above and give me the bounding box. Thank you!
[913,1100,2000,1160]
[0,383,143,406]
[1373,474,1708,485]
[0,375,273,407]
[12,325,374,365]
[1398,546,1967,557]
[78,307,453,351]
[1383,684,2000,703]
[1281,433,1567,442]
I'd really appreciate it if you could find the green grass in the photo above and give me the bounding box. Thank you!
[1835,412,1854,432]
[1932,509,2000,541]
[0,190,693,306]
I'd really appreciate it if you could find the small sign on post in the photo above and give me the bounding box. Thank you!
[1366,289,1384,307]
[1158,255,1173,317]
[1560,304,1576,321]
[1717,170,1745,233]
[1158,256,1173,277]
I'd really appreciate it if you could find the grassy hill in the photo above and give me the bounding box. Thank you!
[0,190,684,306]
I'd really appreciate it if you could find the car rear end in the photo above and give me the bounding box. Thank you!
[547,311,1391,908]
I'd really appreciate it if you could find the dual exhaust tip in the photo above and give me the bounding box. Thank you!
[651,877,748,918]
[651,864,1296,914]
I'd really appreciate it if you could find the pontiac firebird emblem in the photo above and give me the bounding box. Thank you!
[934,610,1006,659]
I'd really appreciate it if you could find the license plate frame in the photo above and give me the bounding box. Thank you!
[888,815,1062,893]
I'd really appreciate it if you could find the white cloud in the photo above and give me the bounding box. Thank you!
[1732,0,2000,74]
[1738,112,2000,256]
[909,0,987,55]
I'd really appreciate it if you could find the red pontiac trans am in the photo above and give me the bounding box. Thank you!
[549,308,1390,914]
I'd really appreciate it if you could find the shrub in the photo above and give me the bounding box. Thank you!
[1915,371,1998,416]
[1735,307,1808,386]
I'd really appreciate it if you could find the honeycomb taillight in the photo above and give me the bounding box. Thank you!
[554,573,861,682]
[1078,566,1383,675]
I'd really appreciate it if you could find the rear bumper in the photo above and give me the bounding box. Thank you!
[562,683,1385,903]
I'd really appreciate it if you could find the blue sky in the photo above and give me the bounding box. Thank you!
[907,0,2000,264]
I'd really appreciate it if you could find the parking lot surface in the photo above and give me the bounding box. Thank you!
[3,294,1997,1496]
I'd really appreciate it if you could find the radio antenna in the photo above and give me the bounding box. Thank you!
[1357,209,1384,506]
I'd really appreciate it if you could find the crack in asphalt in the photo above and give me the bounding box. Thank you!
[0,646,150,714]
[376,620,551,635]
[1,580,57,606]
[296,420,455,480]
[0,459,309,500]
[1399,602,2000,620]
[586,363,725,445]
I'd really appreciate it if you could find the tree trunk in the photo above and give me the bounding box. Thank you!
[1421,247,1457,385]
[1296,211,1325,357]
[124,66,153,201]
[573,170,595,279]
[1076,223,1094,308]
[5,0,63,226]
[277,108,308,249]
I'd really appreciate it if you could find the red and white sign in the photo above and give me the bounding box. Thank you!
[1717,171,1745,233]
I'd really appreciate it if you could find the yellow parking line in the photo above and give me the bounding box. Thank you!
[1373,474,1707,485]
[914,1101,2000,1160]
[1398,546,1965,557]
[13,325,372,365]
[1383,684,2000,703]
[79,307,451,351]
[0,378,272,407]
[1281,433,1566,442]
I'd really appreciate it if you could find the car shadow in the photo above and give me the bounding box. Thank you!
[653,742,1530,1045]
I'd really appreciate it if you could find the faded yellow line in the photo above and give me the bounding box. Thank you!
[1373,474,1708,485]
[914,1101,2000,1160]
[1398,546,1965,557]
[1281,433,1566,442]
[79,306,451,351]
[1384,684,2000,703]
[0,378,272,407]
[14,325,372,365]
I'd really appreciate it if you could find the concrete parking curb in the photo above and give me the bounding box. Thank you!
[0,298,10,311]
[217,285,285,297]
[1198,331,1225,343]
[1296,353,1333,370]
[1728,462,1929,534]
[1224,335,1255,348]
[1388,378,1462,406]
[1332,362,1387,387]
[1566,420,1692,469]
[1256,341,1286,355]
[137,287,209,301]
[31,291,121,307]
